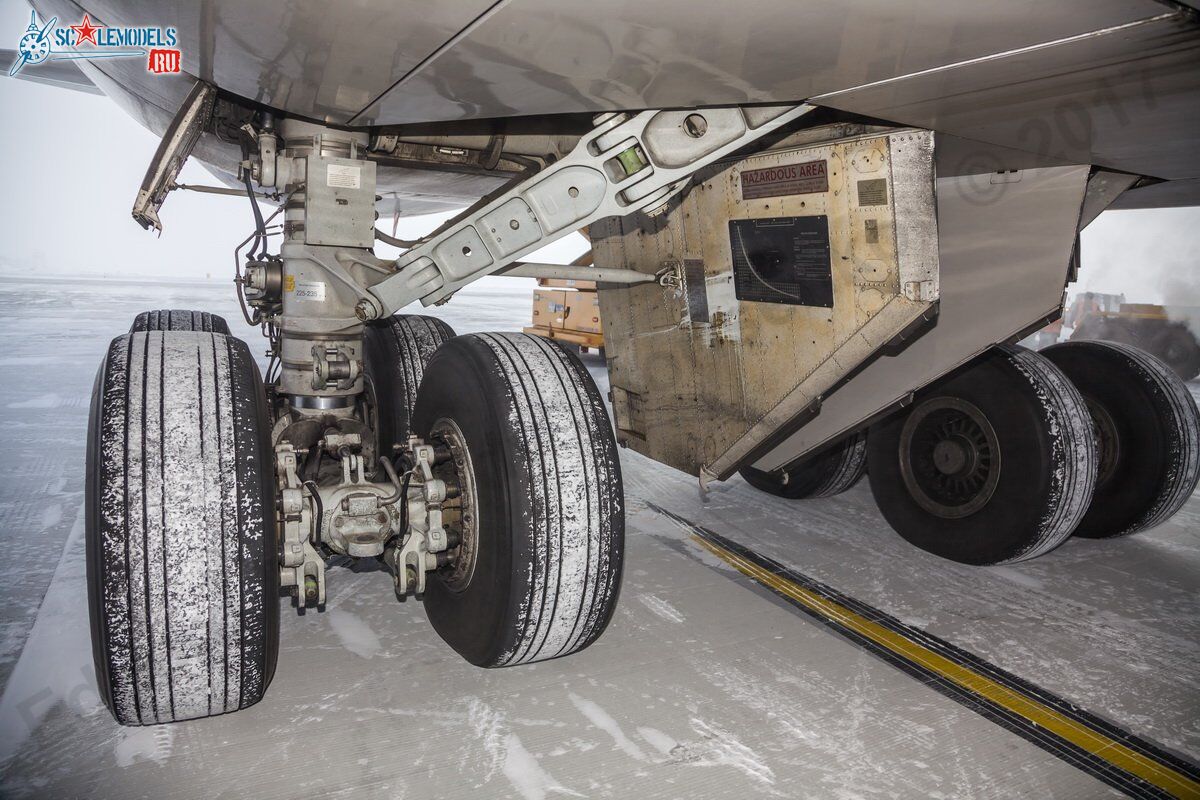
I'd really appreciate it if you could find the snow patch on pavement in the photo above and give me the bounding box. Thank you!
[637,594,685,623]
[502,733,583,800]
[569,693,646,761]
[688,718,777,789]
[39,504,62,530]
[114,725,174,767]
[327,609,382,659]
[637,726,678,756]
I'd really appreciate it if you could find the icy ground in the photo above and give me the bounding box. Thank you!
[0,276,1197,799]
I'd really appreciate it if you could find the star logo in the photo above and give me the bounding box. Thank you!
[69,14,100,47]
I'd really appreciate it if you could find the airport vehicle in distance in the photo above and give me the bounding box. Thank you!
[1064,293,1200,380]
[7,0,1198,726]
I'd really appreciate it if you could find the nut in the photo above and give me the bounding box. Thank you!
[354,298,379,321]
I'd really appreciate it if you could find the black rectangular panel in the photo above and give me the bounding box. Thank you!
[729,216,833,308]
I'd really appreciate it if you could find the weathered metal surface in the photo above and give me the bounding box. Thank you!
[595,127,938,478]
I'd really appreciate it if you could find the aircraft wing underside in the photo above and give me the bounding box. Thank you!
[24,0,1200,208]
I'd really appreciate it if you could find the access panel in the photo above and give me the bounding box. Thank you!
[593,125,939,481]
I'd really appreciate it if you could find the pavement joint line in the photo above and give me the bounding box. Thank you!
[646,501,1200,800]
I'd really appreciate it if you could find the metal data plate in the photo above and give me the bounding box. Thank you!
[304,156,377,248]
[594,125,939,479]
[729,216,833,308]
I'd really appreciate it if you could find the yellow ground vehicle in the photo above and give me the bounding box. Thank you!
[525,278,605,356]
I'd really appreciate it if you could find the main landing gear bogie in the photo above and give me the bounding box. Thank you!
[865,343,1199,565]
[87,311,625,726]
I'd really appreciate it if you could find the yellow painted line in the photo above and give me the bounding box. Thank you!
[692,534,1200,800]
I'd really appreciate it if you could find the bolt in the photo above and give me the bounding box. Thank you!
[335,516,345,528]
[376,511,388,523]
[509,219,520,230]
[304,575,319,605]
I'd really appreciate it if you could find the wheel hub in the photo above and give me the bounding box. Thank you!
[931,437,973,476]
[899,396,1002,519]
[430,417,479,593]
[1083,396,1121,488]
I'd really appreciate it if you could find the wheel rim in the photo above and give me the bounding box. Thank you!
[1083,396,1121,488]
[362,372,381,453]
[430,416,479,593]
[898,397,1002,519]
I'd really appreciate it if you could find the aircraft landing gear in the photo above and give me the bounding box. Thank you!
[739,432,867,500]
[867,346,1097,565]
[411,332,623,666]
[87,93,824,724]
[91,99,732,723]
[865,342,1200,565]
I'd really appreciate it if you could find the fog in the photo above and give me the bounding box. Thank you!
[1078,208,1200,307]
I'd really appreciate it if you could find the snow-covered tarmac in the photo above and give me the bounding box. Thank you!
[0,276,1197,798]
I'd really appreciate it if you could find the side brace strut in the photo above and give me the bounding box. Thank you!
[363,104,816,317]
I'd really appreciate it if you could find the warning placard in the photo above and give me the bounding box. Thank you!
[740,159,828,200]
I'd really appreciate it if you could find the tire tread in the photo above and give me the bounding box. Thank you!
[131,309,232,336]
[994,346,1096,562]
[473,333,622,665]
[88,331,273,725]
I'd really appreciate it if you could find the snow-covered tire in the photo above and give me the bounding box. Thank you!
[131,309,231,336]
[411,333,624,667]
[740,432,866,499]
[363,315,456,452]
[867,346,1096,565]
[1042,340,1200,538]
[86,331,278,725]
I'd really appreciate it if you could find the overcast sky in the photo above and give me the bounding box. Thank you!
[0,0,1197,304]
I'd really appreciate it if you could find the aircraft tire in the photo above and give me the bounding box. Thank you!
[1042,340,1200,538]
[867,346,1095,565]
[412,333,624,667]
[86,331,278,725]
[131,309,232,335]
[363,314,456,453]
[740,432,867,499]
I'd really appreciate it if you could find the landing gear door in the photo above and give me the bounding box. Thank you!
[595,127,939,480]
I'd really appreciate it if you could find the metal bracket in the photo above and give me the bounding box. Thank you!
[131,80,218,233]
[311,344,360,391]
[390,441,449,597]
[276,443,326,609]
[366,104,815,316]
